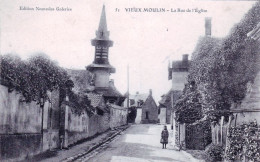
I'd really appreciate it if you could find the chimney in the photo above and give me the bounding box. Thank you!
[205,17,212,36]
[149,89,152,96]
[182,54,189,64]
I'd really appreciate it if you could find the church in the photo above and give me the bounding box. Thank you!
[67,5,125,116]
[86,5,125,107]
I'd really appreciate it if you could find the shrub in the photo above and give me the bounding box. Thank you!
[226,121,260,162]
[205,144,224,162]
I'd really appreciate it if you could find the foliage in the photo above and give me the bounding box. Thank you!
[175,82,203,124]
[205,144,225,162]
[0,53,94,115]
[64,90,95,116]
[0,54,69,104]
[226,121,260,162]
[183,2,260,123]
[186,119,212,150]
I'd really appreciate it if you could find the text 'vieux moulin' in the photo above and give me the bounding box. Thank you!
[124,7,207,13]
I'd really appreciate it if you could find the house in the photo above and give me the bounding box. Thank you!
[168,54,190,146]
[229,22,260,126]
[211,22,260,147]
[141,90,158,124]
[158,90,182,124]
[168,18,213,148]
[125,90,158,124]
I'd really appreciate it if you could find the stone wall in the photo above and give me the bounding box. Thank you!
[174,122,185,148]
[0,84,127,160]
[0,85,61,161]
[65,105,110,146]
[158,107,166,124]
[0,85,43,161]
[135,108,142,124]
[0,85,42,134]
[110,105,127,128]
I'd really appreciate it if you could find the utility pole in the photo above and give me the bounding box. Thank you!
[127,64,130,124]
[127,64,129,109]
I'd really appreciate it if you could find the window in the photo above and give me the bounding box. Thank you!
[109,99,115,104]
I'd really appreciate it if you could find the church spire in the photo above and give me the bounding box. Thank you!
[96,5,110,40]
[88,4,115,75]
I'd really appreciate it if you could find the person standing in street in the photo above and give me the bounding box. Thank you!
[160,125,169,149]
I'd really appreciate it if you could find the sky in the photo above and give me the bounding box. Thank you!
[0,0,257,103]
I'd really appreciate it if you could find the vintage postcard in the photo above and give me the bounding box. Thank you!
[0,0,260,161]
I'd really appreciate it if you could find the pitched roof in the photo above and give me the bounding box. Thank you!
[96,5,110,40]
[171,61,190,72]
[128,93,149,107]
[86,92,103,108]
[95,81,124,98]
[86,92,110,113]
[159,90,182,109]
[143,94,157,107]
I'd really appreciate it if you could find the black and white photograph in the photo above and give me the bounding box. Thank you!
[0,0,260,161]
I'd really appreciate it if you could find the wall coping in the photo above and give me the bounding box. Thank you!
[230,108,260,113]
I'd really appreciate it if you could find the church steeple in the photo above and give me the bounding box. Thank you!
[96,5,109,40]
[90,5,113,65]
[87,5,115,89]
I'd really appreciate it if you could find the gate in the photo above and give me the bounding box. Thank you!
[185,120,212,150]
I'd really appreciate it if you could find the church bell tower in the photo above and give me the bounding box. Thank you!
[86,5,115,89]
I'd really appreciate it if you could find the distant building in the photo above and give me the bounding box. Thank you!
[141,90,158,124]
[168,54,190,146]
[168,54,190,91]
[125,90,158,124]
[158,90,182,124]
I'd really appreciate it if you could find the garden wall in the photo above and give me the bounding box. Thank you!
[110,105,127,128]
[0,85,43,161]
[65,105,110,146]
[0,85,61,161]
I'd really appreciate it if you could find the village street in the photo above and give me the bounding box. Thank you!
[78,124,202,162]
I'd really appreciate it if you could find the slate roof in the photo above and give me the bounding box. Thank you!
[86,92,103,108]
[159,90,183,110]
[127,93,149,107]
[171,61,190,72]
[86,92,109,113]
[95,82,124,98]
